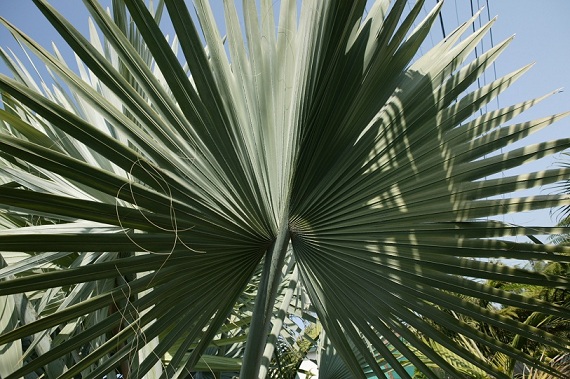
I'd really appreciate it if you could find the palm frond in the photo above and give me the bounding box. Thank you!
[0,1,569,378]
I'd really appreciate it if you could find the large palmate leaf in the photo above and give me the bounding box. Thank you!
[1,1,570,378]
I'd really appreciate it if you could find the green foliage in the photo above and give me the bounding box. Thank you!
[0,1,570,378]
[270,323,321,379]
[413,260,570,378]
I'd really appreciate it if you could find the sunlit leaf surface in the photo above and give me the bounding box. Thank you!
[0,1,569,378]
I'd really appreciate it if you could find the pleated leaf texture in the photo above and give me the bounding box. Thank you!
[0,1,570,378]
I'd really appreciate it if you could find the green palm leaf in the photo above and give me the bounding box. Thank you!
[1,1,570,378]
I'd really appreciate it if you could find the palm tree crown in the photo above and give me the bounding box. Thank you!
[1,1,570,378]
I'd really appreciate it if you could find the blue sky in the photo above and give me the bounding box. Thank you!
[1,0,569,230]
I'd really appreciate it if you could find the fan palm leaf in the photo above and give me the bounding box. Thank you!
[1,1,570,378]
